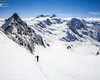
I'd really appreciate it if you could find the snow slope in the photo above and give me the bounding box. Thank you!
[0,27,79,80]
[1,14,100,80]
[34,38,100,80]
[0,28,100,80]
[0,30,37,80]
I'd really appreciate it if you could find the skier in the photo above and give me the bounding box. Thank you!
[35,55,39,62]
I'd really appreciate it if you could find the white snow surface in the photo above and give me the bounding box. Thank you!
[0,17,100,80]
[0,29,100,80]
[0,19,4,27]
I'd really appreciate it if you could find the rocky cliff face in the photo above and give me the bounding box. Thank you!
[1,13,46,54]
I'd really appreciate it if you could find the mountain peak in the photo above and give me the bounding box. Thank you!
[70,18,80,21]
[36,14,57,18]
[12,13,20,20]
[50,14,57,18]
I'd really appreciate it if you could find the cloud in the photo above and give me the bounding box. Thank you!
[56,14,83,18]
[88,12,100,15]
[84,18,100,21]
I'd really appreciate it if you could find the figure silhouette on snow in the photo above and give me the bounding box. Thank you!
[36,55,39,62]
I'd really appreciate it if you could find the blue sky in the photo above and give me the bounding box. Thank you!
[0,0,100,18]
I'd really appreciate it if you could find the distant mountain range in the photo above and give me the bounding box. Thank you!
[1,13,100,54]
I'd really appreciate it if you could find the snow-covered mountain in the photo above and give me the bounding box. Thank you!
[26,14,100,43]
[66,18,100,42]
[0,13,46,54]
[35,14,57,18]
[1,13,100,54]
[1,13,100,80]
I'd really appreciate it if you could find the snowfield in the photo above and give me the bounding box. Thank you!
[0,30,100,80]
[0,15,100,80]
[35,40,100,80]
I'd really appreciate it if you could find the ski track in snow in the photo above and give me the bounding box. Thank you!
[40,61,79,80]
[35,62,49,80]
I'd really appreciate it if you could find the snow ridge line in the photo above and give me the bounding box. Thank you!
[40,61,80,80]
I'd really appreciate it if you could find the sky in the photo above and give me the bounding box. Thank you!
[0,0,100,18]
